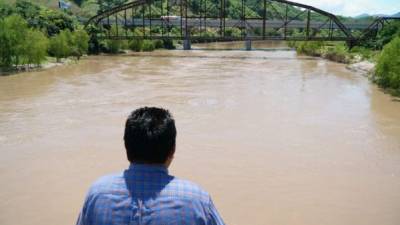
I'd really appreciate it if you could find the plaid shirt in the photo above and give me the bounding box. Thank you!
[76,164,225,225]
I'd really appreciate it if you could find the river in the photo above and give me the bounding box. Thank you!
[0,42,400,225]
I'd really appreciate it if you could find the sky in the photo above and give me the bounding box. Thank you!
[294,0,400,16]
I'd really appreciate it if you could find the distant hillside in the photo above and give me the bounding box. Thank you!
[2,0,372,23]
[354,12,400,18]
[3,0,75,9]
[1,0,99,17]
[355,13,370,19]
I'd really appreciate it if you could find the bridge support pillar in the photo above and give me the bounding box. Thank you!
[183,39,191,50]
[245,39,252,51]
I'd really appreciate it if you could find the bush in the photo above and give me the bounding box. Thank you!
[376,21,400,49]
[350,46,374,60]
[49,30,71,62]
[0,14,28,68]
[129,39,143,52]
[295,41,324,56]
[163,39,176,49]
[0,14,51,70]
[24,29,49,66]
[323,44,350,64]
[71,29,89,60]
[374,36,400,92]
[142,40,155,52]
[154,40,164,49]
[104,40,122,54]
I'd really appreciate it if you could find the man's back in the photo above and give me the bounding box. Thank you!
[77,164,224,225]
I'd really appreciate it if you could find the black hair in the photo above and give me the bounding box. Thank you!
[124,107,177,164]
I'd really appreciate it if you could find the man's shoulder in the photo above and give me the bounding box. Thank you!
[87,172,126,196]
[164,177,211,203]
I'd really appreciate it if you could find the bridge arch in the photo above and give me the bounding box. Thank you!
[86,0,362,43]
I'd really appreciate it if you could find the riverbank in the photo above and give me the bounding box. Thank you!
[289,40,400,97]
[0,57,81,76]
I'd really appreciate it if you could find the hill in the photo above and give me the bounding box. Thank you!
[355,13,370,19]
[0,0,99,17]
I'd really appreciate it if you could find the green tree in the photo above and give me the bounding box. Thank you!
[375,36,400,93]
[49,30,70,62]
[0,14,28,68]
[71,29,89,60]
[24,29,49,66]
[376,21,400,49]
[0,1,15,19]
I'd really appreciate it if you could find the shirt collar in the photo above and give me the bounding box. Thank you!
[128,163,169,174]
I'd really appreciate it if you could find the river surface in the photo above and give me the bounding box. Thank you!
[1,42,400,225]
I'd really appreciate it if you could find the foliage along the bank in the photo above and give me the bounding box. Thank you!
[374,36,400,95]
[0,15,49,70]
[0,1,91,71]
[0,1,77,36]
[0,14,89,70]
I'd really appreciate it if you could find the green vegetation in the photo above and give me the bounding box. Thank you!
[24,29,49,66]
[0,15,89,69]
[37,25,87,65]
[361,21,400,50]
[374,37,400,95]
[71,29,90,59]
[289,20,399,96]
[0,14,49,69]
[0,1,90,72]
[1,1,77,36]
[49,30,71,62]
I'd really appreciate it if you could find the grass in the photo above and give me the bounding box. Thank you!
[289,41,380,64]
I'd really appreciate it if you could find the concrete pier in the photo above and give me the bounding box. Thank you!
[245,39,252,51]
[183,39,191,50]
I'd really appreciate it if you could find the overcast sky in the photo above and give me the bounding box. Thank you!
[294,0,400,16]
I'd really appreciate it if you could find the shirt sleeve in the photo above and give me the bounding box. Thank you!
[76,191,92,225]
[207,197,225,225]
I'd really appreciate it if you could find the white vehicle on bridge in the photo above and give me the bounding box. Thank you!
[161,16,181,21]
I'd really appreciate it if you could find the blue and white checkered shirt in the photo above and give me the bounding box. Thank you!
[76,164,225,225]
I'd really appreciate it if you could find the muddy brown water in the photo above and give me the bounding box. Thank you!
[1,42,400,225]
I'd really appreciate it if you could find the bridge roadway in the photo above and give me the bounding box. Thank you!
[101,18,371,30]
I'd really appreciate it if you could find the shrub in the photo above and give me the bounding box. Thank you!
[163,39,176,49]
[295,41,324,56]
[49,30,71,62]
[0,14,29,68]
[104,40,122,54]
[154,40,164,49]
[375,36,400,92]
[71,29,89,60]
[24,29,49,66]
[129,39,143,52]
[141,40,155,52]
[323,44,350,63]
[350,46,374,60]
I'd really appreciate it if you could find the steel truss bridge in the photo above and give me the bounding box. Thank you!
[86,0,400,47]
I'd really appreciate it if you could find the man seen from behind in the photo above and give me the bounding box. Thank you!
[76,107,225,225]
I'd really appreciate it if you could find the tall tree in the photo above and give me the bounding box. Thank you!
[0,14,28,68]
[72,29,90,60]
[49,30,71,62]
[24,29,49,66]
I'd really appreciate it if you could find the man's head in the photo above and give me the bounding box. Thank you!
[124,107,177,166]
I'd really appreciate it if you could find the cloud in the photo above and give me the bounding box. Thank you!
[294,0,400,16]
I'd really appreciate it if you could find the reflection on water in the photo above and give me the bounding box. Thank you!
[0,44,400,225]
